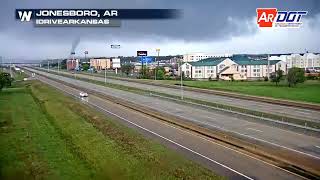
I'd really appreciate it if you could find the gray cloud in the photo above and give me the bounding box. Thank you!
[0,0,320,60]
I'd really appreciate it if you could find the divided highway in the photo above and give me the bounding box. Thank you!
[25,68,309,180]
[25,67,320,160]
[44,69,320,123]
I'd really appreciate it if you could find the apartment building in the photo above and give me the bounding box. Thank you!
[180,56,286,80]
[270,53,320,70]
[287,53,320,69]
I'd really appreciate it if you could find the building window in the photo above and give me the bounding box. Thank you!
[186,65,189,69]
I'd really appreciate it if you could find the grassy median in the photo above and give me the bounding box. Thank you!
[152,80,320,104]
[0,81,223,180]
[53,69,320,104]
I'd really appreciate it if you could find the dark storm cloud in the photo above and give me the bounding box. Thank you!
[1,0,319,43]
[0,0,320,60]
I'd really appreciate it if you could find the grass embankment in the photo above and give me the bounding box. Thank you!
[55,68,320,104]
[0,81,222,180]
[39,69,320,129]
[155,80,320,104]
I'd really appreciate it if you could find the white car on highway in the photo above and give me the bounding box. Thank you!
[79,92,88,97]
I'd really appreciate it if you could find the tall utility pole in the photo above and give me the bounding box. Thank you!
[10,61,12,78]
[180,59,183,100]
[155,48,160,80]
[47,60,49,72]
[267,54,270,79]
[104,67,107,84]
[305,48,307,71]
[84,51,88,62]
[58,59,60,73]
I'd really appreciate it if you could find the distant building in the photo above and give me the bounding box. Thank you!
[67,59,80,70]
[180,56,286,80]
[269,53,320,70]
[183,53,232,62]
[90,58,112,70]
[287,53,320,70]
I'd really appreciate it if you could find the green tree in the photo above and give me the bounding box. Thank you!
[287,67,305,87]
[121,64,135,76]
[270,69,283,86]
[0,72,13,90]
[82,63,90,71]
[60,59,67,69]
[156,69,165,80]
[155,67,165,80]
[139,65,148,79]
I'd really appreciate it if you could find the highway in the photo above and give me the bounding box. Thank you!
[25,67,320,162]
[44,69,320,123]
[27,68,308,180]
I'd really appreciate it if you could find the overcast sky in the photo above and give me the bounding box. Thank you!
[1,0,320,61]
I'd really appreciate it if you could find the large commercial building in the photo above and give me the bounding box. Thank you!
[183,53,232,62]
[180,56,286,80]
[90,58,112,70]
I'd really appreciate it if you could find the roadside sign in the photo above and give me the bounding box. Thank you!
[156,48,160,52]
[111,45,121,49]
[140,56,153,63]
[84,51,88,54]
[137,51,148,56]
[112,58,121,68]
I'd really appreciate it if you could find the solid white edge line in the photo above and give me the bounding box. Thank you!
[32,68,320,160]
[152,107,320,160]
[34,75,254,180]
[87,101,254,180]
[31,68,320,160]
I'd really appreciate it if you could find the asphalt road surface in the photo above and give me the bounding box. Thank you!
[46,69,320,123]
[29,69,306,180]
[25,67,320,162]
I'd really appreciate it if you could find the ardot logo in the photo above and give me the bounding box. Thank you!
[256,8,307,28]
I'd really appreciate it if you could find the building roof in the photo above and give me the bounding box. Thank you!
[232,55,281,65]
[183,56,282,67]
[235,59,281,65]
[186,57,226,66]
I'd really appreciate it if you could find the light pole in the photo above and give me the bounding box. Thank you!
[9,61,12,78]
[84,51,88,62]
[180,59,183,100]
[104,67,107,84]
[58,59,60,74]
[155,48,160,80]
[267,54,270,79]
[47,60,49,72]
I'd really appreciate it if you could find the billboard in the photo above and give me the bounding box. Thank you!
[137,51,147,56]
[111,45,121,49]
[112,58,121,68]
[140,56,153,63]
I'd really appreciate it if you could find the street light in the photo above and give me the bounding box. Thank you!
[180,59,183,100]
[267,54,270,79]
[105,67,107,84]
[155,48,160,80]
[58,59,60,74]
